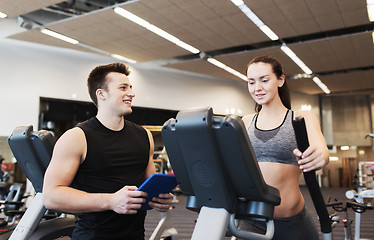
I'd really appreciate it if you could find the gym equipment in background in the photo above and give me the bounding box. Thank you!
[6,125,76,240]
[342,160,374,240]
[326,196,373,240]
[0,183,25,234]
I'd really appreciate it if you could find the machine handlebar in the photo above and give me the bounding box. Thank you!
[293,117,332,234]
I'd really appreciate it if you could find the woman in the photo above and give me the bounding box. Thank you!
[241,56,329,240]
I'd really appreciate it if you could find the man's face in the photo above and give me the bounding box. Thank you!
[101,72,135,116]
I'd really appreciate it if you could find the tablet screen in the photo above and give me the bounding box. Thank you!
[137,173,177,210]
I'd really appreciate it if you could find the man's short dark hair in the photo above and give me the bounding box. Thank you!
[87,62,130,106]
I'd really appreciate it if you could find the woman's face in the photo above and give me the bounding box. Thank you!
[247,62,284,106]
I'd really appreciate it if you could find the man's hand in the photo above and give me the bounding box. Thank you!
[111,186,147,214]
[149,193,173,212]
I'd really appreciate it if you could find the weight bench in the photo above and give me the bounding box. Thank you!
[6,125,75,240]
[161,107,281,240]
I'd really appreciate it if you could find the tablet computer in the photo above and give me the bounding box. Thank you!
[137,173,177,210]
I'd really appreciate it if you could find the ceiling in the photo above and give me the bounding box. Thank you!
[1,0,374,95]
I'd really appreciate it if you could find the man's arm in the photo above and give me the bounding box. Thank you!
[42,127,147,214]
[144,128,156,179]
[143,128,173,212]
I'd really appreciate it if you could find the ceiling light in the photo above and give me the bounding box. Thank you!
[231,2,279,40]
[259,25,279,41]
[340,146,350,151]
[174,41,200,54]
[207,58,226,69]
[114,7,200,54]
[40,27,136,63]
[111,54,137,64]
[114,7,150,28]
[280,45,312,74]
[147,25,200,54]
[301,105,312,111]
[0,11,7,18]
[367,0,374,21]
[329,156,339,161]
[41,29,79,45]
[231,0,244,6]
[281,45,330,94]
[313,77,330,94]
[207,58,247,81]
[147,25,179,43]
[79,43,137,63]
[230,0,330,93]
[237,4,263,27]
[291,73,314,79]
[115,5,247,78]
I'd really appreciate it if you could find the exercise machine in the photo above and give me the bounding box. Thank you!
[7,125,180,240]
[161,107,333,240]
[357,161,374,189]
[0,183,25,235]
[326,197,373,240]
[5,125,76,240]
[161,107,281,240]
[293,117,332,240]
[149,210,178,240]
[0,155,12,200]
[342,161,374,240]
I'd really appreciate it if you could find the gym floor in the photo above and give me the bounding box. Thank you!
[145,187,374,240]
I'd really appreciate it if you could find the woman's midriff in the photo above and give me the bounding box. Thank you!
[259,162,305,218]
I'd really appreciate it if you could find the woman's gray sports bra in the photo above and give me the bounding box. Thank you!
[247,110,299,166]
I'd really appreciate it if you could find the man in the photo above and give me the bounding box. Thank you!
[43,62,173,239]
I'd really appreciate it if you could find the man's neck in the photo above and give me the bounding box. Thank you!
[96,111,124,131]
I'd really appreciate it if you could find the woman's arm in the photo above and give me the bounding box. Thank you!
[293,110,329,172]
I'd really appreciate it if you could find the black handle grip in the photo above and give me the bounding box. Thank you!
[292,117,332,234]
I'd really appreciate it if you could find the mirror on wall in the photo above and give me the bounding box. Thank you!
[38,97,178,143]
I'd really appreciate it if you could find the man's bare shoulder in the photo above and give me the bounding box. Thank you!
[53,127,86,155]
[57,127,85,142]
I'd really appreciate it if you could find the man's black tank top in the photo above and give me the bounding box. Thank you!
[71,117,149,240]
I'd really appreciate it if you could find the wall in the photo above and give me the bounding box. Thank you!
[0,137,12,166]
[321,95,374,187]
[290,91,320,119]
[326,96,371,147]
[0,38,254,137]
